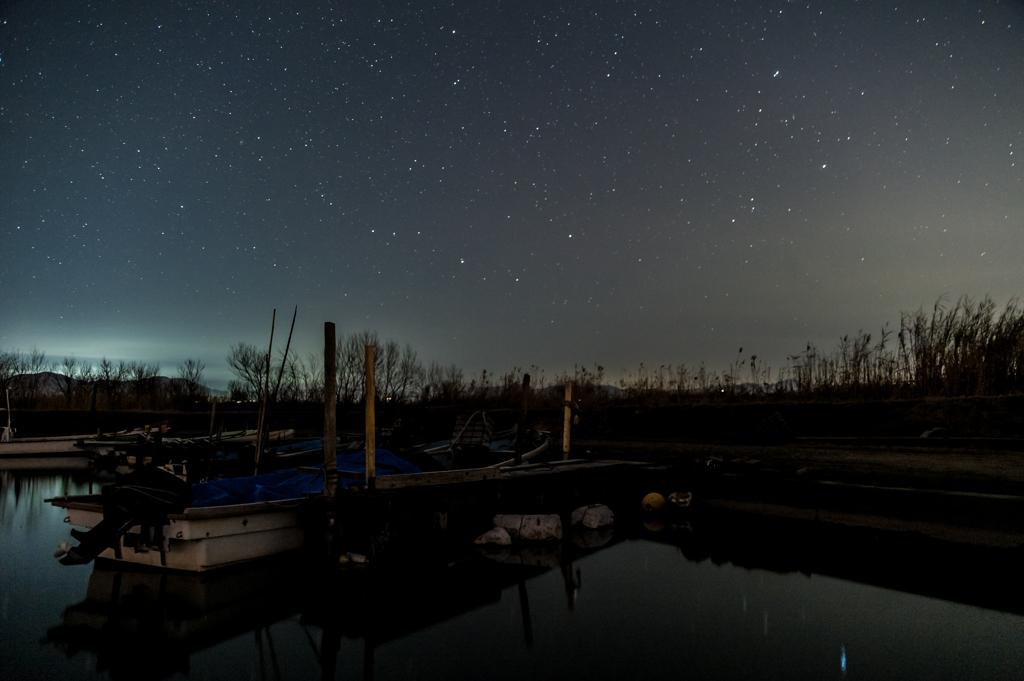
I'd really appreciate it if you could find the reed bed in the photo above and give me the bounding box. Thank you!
[789,296,1024,400]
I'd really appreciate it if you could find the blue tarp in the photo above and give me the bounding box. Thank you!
[335,448,422,480]
[190,449,421,507]
[191,470,323,507]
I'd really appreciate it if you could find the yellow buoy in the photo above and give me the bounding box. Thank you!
[642,492,665,512]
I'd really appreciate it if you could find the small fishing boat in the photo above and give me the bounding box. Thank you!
[81,426,294,473]
[47,449,421,572]
[402,412,551,471]
[0,390,93,468]
[0,433,96,470]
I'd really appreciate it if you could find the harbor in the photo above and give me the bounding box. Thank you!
[4,333,1024,679]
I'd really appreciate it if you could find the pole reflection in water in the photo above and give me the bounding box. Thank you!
[45,557,308,679]
[3,474,1024,680]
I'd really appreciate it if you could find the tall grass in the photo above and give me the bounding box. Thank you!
[789,296,1024,399]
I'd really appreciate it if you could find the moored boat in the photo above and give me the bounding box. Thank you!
[47,449,421,571]
[0,433,96,470]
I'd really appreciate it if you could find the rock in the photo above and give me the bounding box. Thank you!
[492,513,563,541]
[346,552,368,564]
[475,527,512,545]
[583,505,614,529]
[493,514,524,539]
[571,504,614,529]
[518,514,563,541]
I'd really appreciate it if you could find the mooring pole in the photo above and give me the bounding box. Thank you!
[208,398,217,439]
[562,380,572,460]
[514,373,530,466]
[365,345,376,483]
[254,308,276,474]
[324,323,337,550]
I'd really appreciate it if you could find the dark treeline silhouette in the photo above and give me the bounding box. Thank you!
[0,350,207,411]
[4,296,1023,412]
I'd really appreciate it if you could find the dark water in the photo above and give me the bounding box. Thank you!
[2,472,1023,681]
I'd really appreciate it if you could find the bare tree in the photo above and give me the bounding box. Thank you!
[75,363,96,410]
[336,334,365,404]
[226,343,268,401]
[424,361,444,403]
[129,362,161,409]
[228,380,250,402]
[177,358,207,402]
[378,340,400,403]
[299,351,324,403]
[96,358,117,408]
[395,343,423,403]
[441,363,465,402]
[19,347,54,407]
[0,350,21,404]
[58,356,79,408]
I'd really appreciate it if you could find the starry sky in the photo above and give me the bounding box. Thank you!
[2,0,1022,388]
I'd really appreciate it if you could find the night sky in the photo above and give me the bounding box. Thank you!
[2,0,1022,388]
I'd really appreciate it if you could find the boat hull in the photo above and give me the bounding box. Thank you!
[53,495,306,572]
[0,434,95,456]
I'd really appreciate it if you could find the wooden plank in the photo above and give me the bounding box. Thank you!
[176,499,307,520]
[501,458,589,470]
[499,460,646,479]
[368,467,498,490]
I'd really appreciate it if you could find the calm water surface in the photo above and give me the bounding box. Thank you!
[2,472,1022,680]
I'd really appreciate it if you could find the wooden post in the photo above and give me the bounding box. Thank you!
[365,345,376,483]
[514,373,530,466]
[562,380,572,460]
[208,398,217,439]
[324,323,337,503]
[254,308,276,473]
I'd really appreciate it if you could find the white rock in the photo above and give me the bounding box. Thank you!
[493,514,524,539]
[346,552,368,564]
[582,504,615,529]
[475,527,512,545]
[518,514,562,541]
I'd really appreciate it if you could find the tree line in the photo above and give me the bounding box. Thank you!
[5,296,1024,411]
[0,350,206,410]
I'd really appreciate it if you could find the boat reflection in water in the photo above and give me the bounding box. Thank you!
[46,556,308,679]
[44,526,613,680]
[25,483,1024,681]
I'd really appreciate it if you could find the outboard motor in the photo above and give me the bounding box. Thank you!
[60,466,193,566]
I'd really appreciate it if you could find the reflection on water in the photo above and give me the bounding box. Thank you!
[3,473,1023,680]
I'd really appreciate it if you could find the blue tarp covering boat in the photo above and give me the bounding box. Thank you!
[190,449,421,507]
[334,448,422,480]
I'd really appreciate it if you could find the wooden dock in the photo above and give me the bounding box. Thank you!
[329,459,664,563]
